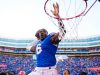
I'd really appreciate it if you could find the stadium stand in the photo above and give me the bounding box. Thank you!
[0,36,100,75]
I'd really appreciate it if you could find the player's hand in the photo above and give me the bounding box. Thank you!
[51,2,59,17]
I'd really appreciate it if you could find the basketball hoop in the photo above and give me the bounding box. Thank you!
[44,0,88,20]
[44,0,98,40]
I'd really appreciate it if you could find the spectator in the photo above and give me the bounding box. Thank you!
[0,72,6,75]
[79,71,87,75]
[63,69,70,75]
[6,71,15,75]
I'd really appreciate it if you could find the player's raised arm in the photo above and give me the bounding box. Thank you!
[26,39,38,52]
[51,2,66,44]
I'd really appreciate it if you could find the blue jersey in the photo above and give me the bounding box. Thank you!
[35,33,58,67]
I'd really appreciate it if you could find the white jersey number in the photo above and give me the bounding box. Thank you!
[36,44,42,54]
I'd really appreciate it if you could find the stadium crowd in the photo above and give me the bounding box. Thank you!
[0,54,100,75]
[57,56,100,75]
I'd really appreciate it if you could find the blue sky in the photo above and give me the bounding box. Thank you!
[0,0,100,39]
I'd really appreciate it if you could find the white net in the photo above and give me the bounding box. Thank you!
[44,0,97,40]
